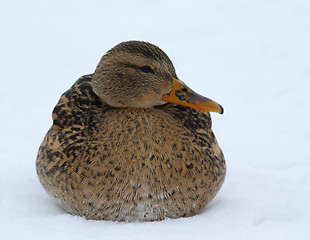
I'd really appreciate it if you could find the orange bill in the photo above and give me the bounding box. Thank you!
[162,77,224,114]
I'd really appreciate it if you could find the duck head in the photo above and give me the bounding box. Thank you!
[92,41,223,114]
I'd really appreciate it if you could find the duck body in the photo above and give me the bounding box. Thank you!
[36,41,225,221]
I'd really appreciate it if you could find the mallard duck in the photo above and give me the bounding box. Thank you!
[36,41,225,222]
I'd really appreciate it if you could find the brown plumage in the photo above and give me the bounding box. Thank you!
[36,41,225,222]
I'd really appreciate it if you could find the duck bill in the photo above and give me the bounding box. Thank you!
[162,77,224,114]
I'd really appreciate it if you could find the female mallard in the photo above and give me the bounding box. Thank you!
[36,41,225,222]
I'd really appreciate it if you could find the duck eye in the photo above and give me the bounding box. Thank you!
[140,65,152,73]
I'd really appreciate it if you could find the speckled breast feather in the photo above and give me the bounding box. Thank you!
[36,75,226,221]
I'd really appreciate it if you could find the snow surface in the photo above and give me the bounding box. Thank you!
[1,1,310,239]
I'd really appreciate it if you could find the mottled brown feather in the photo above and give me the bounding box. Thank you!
[36,42,225,222]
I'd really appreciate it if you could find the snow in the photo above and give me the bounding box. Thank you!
[1,0,310,239]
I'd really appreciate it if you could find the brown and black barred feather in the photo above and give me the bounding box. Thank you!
[36,75,225,221]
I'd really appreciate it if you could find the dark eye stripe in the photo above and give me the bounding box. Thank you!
[141,65,152,73]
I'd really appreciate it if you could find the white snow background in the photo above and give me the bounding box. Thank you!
[1,1,309,239]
